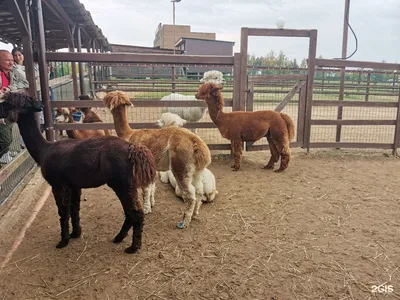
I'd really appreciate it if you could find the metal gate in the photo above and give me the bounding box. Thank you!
[245,74,307,151]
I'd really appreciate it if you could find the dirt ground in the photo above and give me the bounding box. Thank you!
[0,149,399,300]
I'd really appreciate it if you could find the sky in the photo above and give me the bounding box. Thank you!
[1,0,399,63]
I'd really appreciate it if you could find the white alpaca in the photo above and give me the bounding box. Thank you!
[155,112,187,128]
[156,112,218,203]
[160,70,225,125]
[160,168,218,203]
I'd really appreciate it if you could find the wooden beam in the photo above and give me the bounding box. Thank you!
[246,28,312,38]
[42,0,74,47]
[311,120,396,126]
[50,100,233,108]
[8,0,29,36]
[315,58,400,71]
[312,100,398,107]
[53,122,222,130]
[274,81,306,112]
[45,52,235,65]
[309,142,393,149]
[248,74,307,82]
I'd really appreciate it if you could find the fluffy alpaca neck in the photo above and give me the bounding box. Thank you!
[18,113,51,165]
[206,96,224,126]
[111,106,133,138]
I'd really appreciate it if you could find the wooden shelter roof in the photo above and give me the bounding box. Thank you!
[0,0,111,51]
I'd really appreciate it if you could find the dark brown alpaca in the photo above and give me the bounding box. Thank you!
[195,83,295,172]
[0,92,157,253]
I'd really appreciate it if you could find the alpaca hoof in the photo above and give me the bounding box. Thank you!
[143,207,151,214]
[263,164,274,170]
[70,228,81,238]
[274,168,284,173]
[113,234,127,244]
[124,246,139,254]
[56,239,69,248]
[176,221,186,229]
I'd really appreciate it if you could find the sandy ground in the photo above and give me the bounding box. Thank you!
[0,149,399,299]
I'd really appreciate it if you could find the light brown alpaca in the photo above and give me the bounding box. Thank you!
[103,91,212,229]
[195,83,295,172]
[54,108,109,140]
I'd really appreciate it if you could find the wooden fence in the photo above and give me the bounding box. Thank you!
[42,28,400,155]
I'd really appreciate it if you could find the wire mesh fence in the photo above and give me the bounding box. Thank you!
[310,67,399,147]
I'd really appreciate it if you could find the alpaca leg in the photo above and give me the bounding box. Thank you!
[53,186,71,248]
[232,140,243,171]
[193,172,204,218]
[112,186,144,253]
[159,171,169,184]
[126,188,144,253]
[178,182,197,228]
[263,135,280,170]
[150,183,156,207]
[170,158,197,228]
[274,138,291,172]
[142,184,152,214]
[69,188,82,238]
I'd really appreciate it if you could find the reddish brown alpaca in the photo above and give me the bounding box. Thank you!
[54,107,109,139]
[80,107,112,136]
[196,83,295,172]
[0,92,156,253]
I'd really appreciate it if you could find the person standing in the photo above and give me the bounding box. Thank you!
[0,50,29,163]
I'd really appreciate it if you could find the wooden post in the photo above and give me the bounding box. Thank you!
[76,25,86,97]
[304,30,318,152]
[393,87,400,155]
[365,71,371,101]
[239,28,249,112]
[92,40,98,90]
[297,85,307,146]
[86,43,93,97]
[32,0,54,141]
[232,52,241,111]
[171,66,176,93]
[336,0,351,143]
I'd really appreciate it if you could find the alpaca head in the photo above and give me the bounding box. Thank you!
[204,189,219,202]
[103,90,132,111]
[0,91,43,122]
[155,112,187,128]
[200,70,225,86]
[195,83,223,102]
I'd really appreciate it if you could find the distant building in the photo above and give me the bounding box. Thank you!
[109,44,181,78]
[175,37,235,75]
[153,23,215,50]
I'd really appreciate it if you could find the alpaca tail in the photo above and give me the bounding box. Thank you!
[128,144,157,188]
[193,139,212,171]
[103,90,132,110]
[280,113,295,141]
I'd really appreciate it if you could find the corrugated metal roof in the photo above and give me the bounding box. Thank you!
[0,0,110,51]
